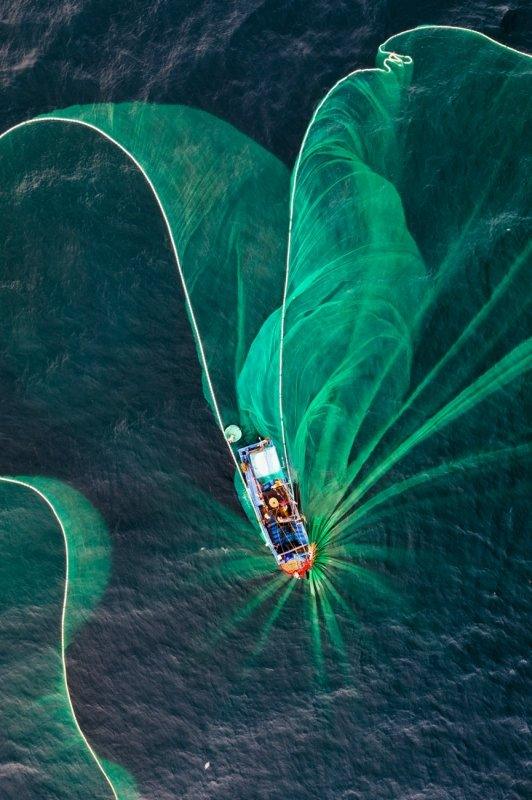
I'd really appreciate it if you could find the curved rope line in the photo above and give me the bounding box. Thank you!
[0,117,241,471]
[0,476,119,800]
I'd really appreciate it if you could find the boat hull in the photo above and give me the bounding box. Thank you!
[238,439,315,578]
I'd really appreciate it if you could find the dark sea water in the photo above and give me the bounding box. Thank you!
[0,4,530,800]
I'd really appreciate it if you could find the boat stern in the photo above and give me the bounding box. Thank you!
[280,542,316,579]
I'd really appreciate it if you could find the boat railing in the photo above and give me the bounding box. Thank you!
[279,543,311,559]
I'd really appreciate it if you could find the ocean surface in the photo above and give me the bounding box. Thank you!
[0,4,531,800]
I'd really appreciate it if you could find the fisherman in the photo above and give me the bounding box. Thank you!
[273,479,288,501]
[261,504,272,522]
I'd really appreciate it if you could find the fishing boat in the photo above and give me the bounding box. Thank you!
[238,438,315,578]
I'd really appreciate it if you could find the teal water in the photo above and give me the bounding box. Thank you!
[0,22,530,800]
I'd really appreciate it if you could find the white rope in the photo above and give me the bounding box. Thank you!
[0,476,120,800]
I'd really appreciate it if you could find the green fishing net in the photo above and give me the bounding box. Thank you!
[239,26,531,545]
[0,24,530,797]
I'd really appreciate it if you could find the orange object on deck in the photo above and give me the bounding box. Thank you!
[280,543,316,578]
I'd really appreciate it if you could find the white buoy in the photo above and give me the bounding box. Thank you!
[224,424,242,444]
[204,761,210,770]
